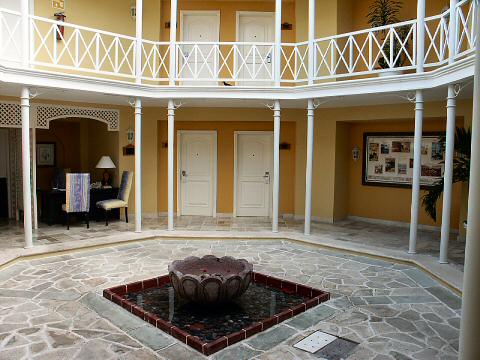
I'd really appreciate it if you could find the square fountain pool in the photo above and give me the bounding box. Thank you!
[104,273,330,356]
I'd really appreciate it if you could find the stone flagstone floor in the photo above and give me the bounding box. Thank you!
[0,239,461,359]
[0,216,465,268]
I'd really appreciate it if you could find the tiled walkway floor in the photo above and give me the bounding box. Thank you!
[0,239,461,359]
[0,216,465,267]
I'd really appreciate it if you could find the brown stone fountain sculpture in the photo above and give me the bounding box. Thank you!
[168,255,253,305]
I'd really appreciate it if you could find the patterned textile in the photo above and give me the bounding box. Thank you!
[117,171,133,202]
[64,173,90,213]
[96,199,128,210]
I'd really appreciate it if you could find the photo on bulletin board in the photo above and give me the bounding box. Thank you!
[362,132,445,188]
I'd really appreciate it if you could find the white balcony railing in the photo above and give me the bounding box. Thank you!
[0,0,477,87]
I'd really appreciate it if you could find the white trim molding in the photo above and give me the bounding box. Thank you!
[0,101,120,131]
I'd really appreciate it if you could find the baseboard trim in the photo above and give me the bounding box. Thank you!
[347,215,459,234]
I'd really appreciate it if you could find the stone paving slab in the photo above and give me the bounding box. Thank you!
[0,239,462,359]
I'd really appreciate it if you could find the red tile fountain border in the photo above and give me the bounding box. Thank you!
[103,272,330,356]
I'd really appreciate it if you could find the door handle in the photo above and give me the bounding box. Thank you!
[263,171,270,184]
[181,170,187,177]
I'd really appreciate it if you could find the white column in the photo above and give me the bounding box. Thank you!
[32,127,38,230]
[135,0,143,84]
[169,0,178,85]
[308,0,316,85]
[416,0,426,72]
[459,5,480,356]
[167,100,175,231]
[304,99,314,235]
[439,0,459,264]
[21,87,32,248]
[408,0,426,253]
[274,0,282,86]
[20,0,29,68]
[272,100,281,232]
[408,90,424,254]
[134,98,142,232]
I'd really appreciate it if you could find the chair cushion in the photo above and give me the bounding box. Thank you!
[96,199,128,210]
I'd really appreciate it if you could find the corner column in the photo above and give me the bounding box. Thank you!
[308,0,316,84]
[439,0,458,263]
[167,100,175,231]
[459,3,480,356]
[134,98,142,232]
[21,87,33,248]
[20,0,30,68]
[304,99,314,235]
[274,0,282,86]
[135,0,143,84]
[272,100,281,232]
[169,0,178,85]
[408,0,426,254]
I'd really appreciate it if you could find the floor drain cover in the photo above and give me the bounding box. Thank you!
[293,331,337,353]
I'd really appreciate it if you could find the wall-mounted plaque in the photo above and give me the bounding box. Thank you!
[362,132,445,188]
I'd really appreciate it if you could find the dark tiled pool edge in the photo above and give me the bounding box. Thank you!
[104,272,330,356]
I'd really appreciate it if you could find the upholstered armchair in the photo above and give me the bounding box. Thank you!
[62,173,90,230]
[96,171,133,226]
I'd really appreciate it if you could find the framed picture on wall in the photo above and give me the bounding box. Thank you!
[362,132,445,188]
[37,143,56,167]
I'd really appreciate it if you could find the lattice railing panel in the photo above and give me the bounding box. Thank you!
[141,40,170,82]
[176,42,275,84]
[456,0,478,59]
[0,9,22,64]
[424,11,450,67]
[30,15,136,79]
[281,42,308,83]
[314,20,416,80]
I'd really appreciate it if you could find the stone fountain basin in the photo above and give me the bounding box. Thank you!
[168,255,253,305]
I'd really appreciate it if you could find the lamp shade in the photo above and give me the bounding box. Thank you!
[96,156,116,169]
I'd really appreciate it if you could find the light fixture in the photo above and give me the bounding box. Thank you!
[352,146,360,161]
[96,156,116,187]
[130,1,136,19]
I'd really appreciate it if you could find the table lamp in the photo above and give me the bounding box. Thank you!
[96,156,116,187]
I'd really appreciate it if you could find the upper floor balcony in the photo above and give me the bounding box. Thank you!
[0,0,477,92]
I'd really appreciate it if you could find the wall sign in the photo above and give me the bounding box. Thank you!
[362,132,445,188]
[52,0,66,11]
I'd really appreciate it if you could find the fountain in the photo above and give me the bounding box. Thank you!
[168,255,253,305]
[104,255,329,356]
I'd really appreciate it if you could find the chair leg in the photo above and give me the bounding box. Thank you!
[125,207,128,223]
[105,210,109,226]
[66,213,70,230]
[86,212,90,229]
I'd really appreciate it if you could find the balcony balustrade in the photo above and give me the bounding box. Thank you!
[0,0,477,87]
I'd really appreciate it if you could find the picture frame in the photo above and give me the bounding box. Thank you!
[362,132,445,188]
[36,143,56,167]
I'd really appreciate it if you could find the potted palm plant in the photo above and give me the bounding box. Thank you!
[422,127,471,222]
[367,0,410,76]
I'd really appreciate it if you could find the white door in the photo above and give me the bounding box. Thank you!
[179,131,217,216]
[237,12,275,85]
[235,132,273,217]
[180,11,220,85]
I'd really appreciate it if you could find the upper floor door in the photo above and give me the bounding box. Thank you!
[180,11,220,86]
[236,12,275,86]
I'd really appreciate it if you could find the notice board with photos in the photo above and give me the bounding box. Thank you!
[362,132,445,188]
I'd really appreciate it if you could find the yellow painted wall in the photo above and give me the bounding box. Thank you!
[160,0,296,43]
[347,118,463,228]
[156,107,299,215]
[293,99,473,230]
[34,0,162,40]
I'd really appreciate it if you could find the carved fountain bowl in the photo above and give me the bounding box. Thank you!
[168,255,253,305]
